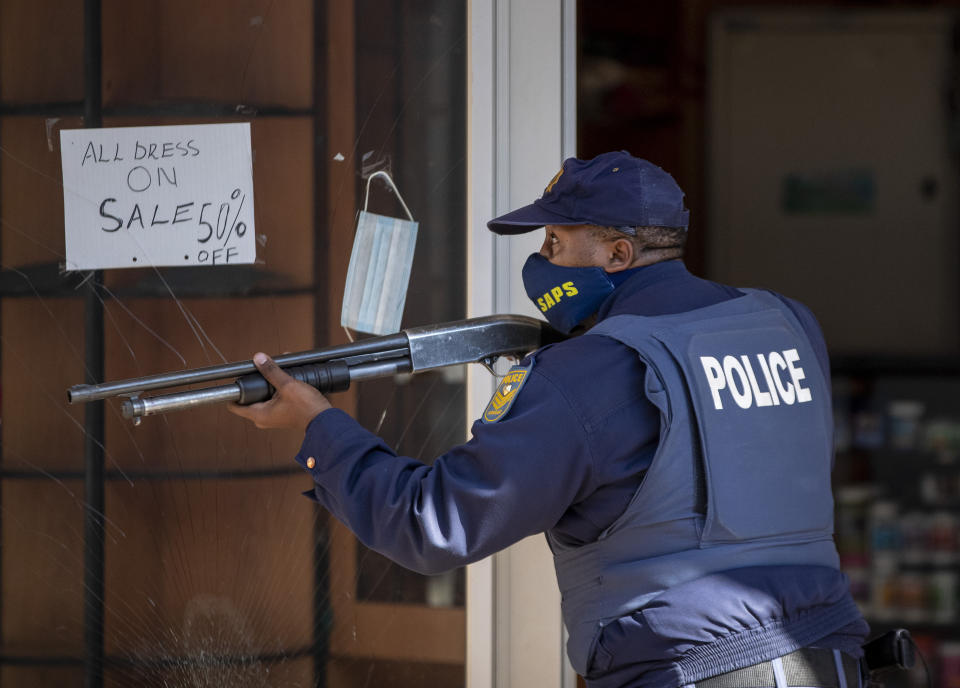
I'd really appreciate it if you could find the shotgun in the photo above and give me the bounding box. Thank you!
[67,315,561,423]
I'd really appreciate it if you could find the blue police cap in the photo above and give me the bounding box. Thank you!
[487,151,689,235]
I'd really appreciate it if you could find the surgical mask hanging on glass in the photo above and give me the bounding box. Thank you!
[341,171,418,335]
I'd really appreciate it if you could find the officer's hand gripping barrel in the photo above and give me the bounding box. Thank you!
[67,315,562,424]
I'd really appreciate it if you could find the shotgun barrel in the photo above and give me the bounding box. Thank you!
[66,315,560,422]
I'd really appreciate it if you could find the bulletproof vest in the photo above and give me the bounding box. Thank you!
[551,290,841,675]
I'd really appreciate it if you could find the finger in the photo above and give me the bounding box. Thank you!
[252,352,295,389]
[227,400,277,430]
[227,401,260,420]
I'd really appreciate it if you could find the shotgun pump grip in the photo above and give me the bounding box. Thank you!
[236,360,352,405]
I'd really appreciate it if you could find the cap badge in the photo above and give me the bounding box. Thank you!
[544,166,565,195]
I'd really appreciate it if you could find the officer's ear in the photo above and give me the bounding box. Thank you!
[605,237,635,272]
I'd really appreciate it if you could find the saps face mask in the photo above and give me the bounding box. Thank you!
[521,253,619,334]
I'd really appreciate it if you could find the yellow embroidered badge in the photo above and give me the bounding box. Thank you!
[544,166,565,195]
[482,362,532,423]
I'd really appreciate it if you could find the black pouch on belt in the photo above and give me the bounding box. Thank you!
[862,628,915,685]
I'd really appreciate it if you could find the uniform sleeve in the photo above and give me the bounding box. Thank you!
[294,369,597,575]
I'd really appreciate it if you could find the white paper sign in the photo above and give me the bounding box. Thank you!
[60,123,256,270]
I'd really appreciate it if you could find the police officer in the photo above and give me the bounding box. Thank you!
[229,151,869,688]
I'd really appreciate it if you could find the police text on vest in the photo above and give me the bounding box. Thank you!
[699,350,812,410]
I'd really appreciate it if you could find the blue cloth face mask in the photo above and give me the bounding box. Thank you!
[521,253,629,334]
[341,172,418,335]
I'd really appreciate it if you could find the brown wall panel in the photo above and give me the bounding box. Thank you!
[105,655,312,687]
[324,0,360,419]
[328,657,463,688]
[101,0,163,105]
[103,295,314,470]
[1,667,85,687]
[0,117,83,270]
[0,1,83,104]
[1,298,86,471]
[327,519,466,667]
[1,480,85,656]
[102,0,312,108]
[103,477,316,659]
[251,117,314,287]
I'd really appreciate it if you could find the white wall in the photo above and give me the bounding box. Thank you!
[709,9,958,355]
[466,0,577,686]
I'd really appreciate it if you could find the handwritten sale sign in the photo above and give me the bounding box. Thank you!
[60,123,256,270]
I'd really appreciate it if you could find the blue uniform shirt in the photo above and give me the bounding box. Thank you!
[294,260,865,683]
[297,260,830,564]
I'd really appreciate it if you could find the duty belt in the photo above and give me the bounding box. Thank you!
[688,648,861,688]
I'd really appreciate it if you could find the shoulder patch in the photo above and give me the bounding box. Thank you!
[481,361,533,424]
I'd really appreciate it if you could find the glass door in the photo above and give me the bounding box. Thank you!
[0,1,467,685]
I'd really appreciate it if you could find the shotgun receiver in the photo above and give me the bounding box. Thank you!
[67,315,561,423]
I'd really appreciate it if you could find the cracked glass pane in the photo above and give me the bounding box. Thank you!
[0,1,466,685]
